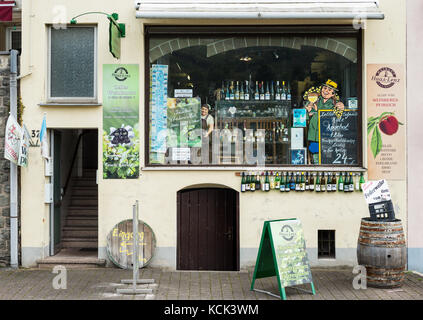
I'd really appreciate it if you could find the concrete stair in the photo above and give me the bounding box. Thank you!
[37,248,105,269]
[62,171,98,249]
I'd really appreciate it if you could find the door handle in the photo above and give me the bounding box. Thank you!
[224,229,233,240]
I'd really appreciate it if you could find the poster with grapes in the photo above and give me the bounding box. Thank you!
[102,64,140,179]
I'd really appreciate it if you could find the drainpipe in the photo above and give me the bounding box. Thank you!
[10,50,18,268]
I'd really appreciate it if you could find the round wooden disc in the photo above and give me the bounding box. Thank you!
[106,219,156,269]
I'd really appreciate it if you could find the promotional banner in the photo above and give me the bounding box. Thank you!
[150,64,168,155]
[367,64,405,180]
[18,125,30,167]
[4,114,22,164]
[103,64,140,179]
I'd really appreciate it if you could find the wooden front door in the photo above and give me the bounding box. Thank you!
[177,188,239,271]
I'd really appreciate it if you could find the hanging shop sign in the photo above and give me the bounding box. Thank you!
[4,114,22,165]
[367,64,405,180]
[251,218,315,300]
[102,64,140,179]
[318,110,359,165]
[106,219,156,269]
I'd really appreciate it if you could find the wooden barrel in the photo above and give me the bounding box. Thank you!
[357,218,406,288]
[106,219,156,269]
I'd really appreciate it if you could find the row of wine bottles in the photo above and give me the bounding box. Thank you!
[220,80,292,102]
[240,171,366,193]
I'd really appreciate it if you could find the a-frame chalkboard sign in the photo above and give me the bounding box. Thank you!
[250,219,315,300]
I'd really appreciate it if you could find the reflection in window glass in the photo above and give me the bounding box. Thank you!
[148,34,359,166]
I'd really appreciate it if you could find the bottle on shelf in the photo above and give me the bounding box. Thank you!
[321,172,326,192]
[349,173,355,192]
[239,81,244,100]
[275,81,281,101]
[305,172,310,191]
[221,81,226,100]
[327,173,332,192]
[295,172,300,191]
[241,172,246,192]
[225,82,230,101]
[275,172,281,190]
[300,172,306,192]
[280,172,285,192]
[260,81,265,100]
[270,81,275,100]
[235,81,240,100]
[309,172,315,192]
[245,173,251,191]
[355,173,360,191]
[230,81,235,100]
[331,172,337,192]
[337,172,344,192]
[315,173,321,192]
[281,81,287,100]
[244,80,250,100]
[260,172,266,192]
[265,171,270,192]
[285,173,291,192]
[250,172,256,192]
[269,171,275,190]
[343,172,350,193]
[265,81,271,101]
[255,173,261,191]
[287,82,292,101]
[359,172,365,192]
[254,81,260,100]
[289,172,296,191]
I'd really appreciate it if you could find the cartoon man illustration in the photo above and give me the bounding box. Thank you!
[304,79,345,164]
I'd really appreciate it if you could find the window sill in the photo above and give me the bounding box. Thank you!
[39,102,102,107]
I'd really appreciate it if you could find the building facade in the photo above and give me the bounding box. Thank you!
[18,0,416,271]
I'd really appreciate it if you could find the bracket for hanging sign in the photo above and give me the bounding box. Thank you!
[70,11,125,59]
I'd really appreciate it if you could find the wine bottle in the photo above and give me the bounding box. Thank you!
[275,172,280,190]
[280,172,286,192]
[344,172,350,193]
[270,80,275,101]
[244,80,250,100]
[315,173,321,192]
[239,81,244,100]
[275,81,281,100]
[230,81,235,100]
[338,172,344,192]
[285,173,291,192]
[287,82,292,101]
[349,173,354,192]
[321,173,326,192]
[245,173,251,191]
[359,172,365,192]
[254,81,260,100]
[327,173,332,192]
[305,172,310,191]
[289,172,296,191]
[265,172,270,192]
[241,172,246,192]
[260,81,265,100]
[281,81,287,100]
[269,171,275,190]
[250,172,256,192]
[300,172,305,192]
[261,172,266,192]
[309,172,315,191]
[255,174,261,191]
[295,172,300,191]
[225,82,230,101]
[235,81,240,100]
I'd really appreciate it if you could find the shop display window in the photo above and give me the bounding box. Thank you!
[146,27,361,167]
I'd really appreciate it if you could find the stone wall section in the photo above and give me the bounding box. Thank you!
[0,54,10,267]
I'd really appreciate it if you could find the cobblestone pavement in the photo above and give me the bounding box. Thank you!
[0,267,422,300]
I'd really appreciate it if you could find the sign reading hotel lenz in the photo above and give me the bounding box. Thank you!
[251,219,315,300]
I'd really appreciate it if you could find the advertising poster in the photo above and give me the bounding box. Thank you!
[367,64,405,180]
[268,219,313,288]
[103,64,140,179]
[150,64,168,155]
[167,97,201,148]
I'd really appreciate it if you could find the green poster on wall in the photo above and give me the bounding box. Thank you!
[250,219,315,300]
[102,64,139,179]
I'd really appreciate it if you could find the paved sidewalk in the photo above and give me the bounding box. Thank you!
[0,267,422,300]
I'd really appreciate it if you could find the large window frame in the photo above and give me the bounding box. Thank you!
[47,25,98,104]
[144,25,363,169]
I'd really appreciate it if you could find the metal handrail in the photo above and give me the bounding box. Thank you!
[62,131,87,197]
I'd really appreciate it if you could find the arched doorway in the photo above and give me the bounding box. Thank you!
[177,187,239,271]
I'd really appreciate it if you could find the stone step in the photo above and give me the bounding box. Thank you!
[67,207,98,216]
[71,188,98,196]
[72,179,97,187]
[70,198,98,206]
[65,216,98,227]
[62,226,98,238]
[37,254,105,269]
[62,238,98,248]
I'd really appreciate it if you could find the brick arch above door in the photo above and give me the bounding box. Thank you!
[149,36,357,63]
